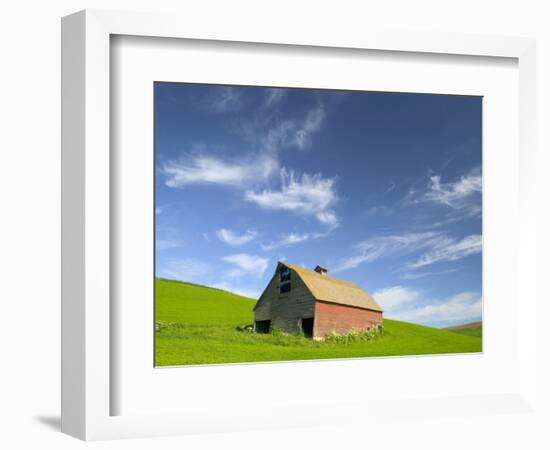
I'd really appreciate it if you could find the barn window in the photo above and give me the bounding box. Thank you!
[255,320,271,333]
[280,282,291,294]
[280,267,291,283]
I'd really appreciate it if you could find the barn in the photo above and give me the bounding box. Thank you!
[253,262,383,339]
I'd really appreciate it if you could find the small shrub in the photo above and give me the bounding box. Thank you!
[155,320,171,332]
[269,327,304,346]
[270,326,287,336]
[324,326,383,344]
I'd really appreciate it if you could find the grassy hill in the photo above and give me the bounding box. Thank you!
[155,278,482,366]
[444,321,483,338]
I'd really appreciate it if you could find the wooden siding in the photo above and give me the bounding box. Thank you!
[314,300,383,338]
[254,268,316,334]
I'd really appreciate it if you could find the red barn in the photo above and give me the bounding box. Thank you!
[253,262,383,339]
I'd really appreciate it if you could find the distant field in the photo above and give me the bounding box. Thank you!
[444,321,483,338]
[155,278,483,366]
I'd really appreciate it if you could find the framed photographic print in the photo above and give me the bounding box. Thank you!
[153,82,483,367]
[62,9,539,441]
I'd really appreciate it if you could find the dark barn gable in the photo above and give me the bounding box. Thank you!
[254,262,383,339]
[254,263,316,335]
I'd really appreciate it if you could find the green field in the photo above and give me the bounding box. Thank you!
[445,322,483,338]
[155,278,483,366]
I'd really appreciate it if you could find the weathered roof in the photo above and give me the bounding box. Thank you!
[284,262,383,312]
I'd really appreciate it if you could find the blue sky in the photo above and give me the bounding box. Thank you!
[155,83,482,328]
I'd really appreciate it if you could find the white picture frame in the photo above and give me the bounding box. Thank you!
[61,9,538,441]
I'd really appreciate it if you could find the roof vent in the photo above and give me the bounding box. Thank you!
[314,265,328,276]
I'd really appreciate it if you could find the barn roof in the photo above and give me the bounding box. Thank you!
[284,263,383,312]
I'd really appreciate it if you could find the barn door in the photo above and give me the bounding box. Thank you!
[301,317,314,338]
[255,320,271,334]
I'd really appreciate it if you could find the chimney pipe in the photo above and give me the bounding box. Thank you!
[314,265,328,276]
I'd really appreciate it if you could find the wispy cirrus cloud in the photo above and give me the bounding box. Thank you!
[163,100,328,190]
[405,166,482,217]
[315,211,339,227]
[261,224,335,251]
[162,90,338,226]
[245,168,339,226]
[163,153,278,189]
[250,103,326,152]
[425,167,481,207]
[163,159,340,226]
[222,253,269,278]
[216,228,257,247]
[407,234,482,269]
[333,232,442,272]
[290,104,325,150]
[258,120,295,154]
[263,88,286,109]
[207,87,244,113]
[334,232,482,273]
[261,232,311,251]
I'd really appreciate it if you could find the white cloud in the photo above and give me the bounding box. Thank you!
[157,258,211,282]
[373,285,482,327]
[389,291,482,327]
[255,103,325,151]
[245,169,338,225]
[222,253,269,277]
[163,157,341,226]
[263,88,286,108]
[261,232,311,251]
[162,100,337,222]
[163,154,278,189]
[334,232,482,273]
[243,101,325,152]
[333,232,443,272]
[261,226,335,251]
[315,211,339,227]
[216,228,257,247]
[425,167,481,206]
[372,286,419,312]
[404,166,482,218]
[208,87,243,113]
[162,103,327,191]
[249,104,325,156]
[291,104,325,150]
[259,120,295,154]
[408,234,482,269]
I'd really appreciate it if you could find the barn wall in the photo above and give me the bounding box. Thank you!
[314,301,383,338]
[253,276,275,321]
[254,268,315,334]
